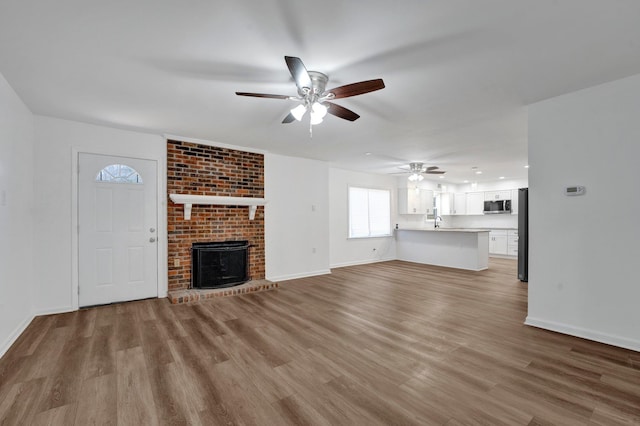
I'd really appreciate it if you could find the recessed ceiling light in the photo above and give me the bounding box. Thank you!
[439,175,444,179]
[499,176,505,179]
[463,180,469,183]
[365,152,372,156]
[524,165,530,168]
[475,171,482,175]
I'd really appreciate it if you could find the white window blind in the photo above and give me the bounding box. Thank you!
[348,187,391,238]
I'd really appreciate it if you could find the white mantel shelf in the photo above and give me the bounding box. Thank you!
[169,194,267,220]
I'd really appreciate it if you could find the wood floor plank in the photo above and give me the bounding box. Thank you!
[2,258,640,425]
[147,363,202,426]
[37,336,92,412]
[31,403,78,426]
[116,347,159,425]
[74,373,117,425]
[82,324,116,379]
[0,378,46,425]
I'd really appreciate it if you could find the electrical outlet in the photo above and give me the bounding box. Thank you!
[174,258,180,267]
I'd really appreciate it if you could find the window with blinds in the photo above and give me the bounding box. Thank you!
[348,187,391,238]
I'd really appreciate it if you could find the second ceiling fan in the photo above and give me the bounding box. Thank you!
[236,56,385,125]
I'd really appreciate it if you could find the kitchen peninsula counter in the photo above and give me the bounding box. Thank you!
[395,228,489,271]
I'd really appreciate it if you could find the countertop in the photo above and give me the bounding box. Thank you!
[395,228,489,233]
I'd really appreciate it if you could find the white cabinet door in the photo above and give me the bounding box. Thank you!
[452,193,467,215]
[511,189,520,214]
[466,192,484,215]
[485,190,512,201]
[439,193,452,215]
[421,189,434,215]
[489,230,508,255]
[507,229,519,256]
[398,188,432,214]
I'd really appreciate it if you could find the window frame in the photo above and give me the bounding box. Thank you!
[347,186,392,239]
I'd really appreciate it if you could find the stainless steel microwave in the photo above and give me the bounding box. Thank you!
[483,199,511,214]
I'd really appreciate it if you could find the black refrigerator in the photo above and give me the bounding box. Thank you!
[517,188,528,281]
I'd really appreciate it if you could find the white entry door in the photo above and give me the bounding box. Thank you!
[79,153,158,307]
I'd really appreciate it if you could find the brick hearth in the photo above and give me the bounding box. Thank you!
[167,280,278,304]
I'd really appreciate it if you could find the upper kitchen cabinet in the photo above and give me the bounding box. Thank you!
[484,190,512,201]
[439,193,452,215]
[452,193,467,215]
[466,192,485,215]
[510,189,520,214]
[398,188,433,215]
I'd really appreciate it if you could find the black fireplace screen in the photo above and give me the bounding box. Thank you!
[191,241,249,289]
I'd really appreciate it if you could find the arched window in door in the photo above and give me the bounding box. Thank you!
[95,164,143,184]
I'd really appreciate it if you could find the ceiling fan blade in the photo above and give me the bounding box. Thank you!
[284,56,312,92]
[325,102,360,121]
[235,92,291,99]
[282,113,296,124]
[325,79,385,99]
[425,166,440,171]
[425,170,446,174]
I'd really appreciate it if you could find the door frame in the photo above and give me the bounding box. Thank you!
[71,147,167,310]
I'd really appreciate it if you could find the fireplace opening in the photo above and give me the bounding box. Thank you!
[191,241,250,289]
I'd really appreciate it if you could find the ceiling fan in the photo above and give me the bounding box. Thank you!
[235,56,385,126]
[398,162,446,181]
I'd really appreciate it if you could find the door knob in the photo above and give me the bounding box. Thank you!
[149,237,156,242]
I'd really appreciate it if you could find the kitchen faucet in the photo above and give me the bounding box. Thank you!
[433,208,442,229]
[434,215,443,228]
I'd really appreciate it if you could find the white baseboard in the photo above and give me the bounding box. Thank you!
[330,257,395,269]
[525,316,640,352]
[267,269,331,283]
[1,313,35,359]
[35,306,76,316]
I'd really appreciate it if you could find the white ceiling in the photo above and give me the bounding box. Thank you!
[2,0,640,183]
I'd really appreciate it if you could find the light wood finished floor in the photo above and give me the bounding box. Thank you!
[2,259,639,425]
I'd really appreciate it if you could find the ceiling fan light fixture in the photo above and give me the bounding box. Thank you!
[311,102,328,118]
[310,114,324,125]
[408,173,424,182]
[290,104,307,121]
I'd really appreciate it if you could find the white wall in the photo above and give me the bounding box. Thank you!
[0,72,35,356]
[264,154,330,281]
[527,73,640,351]
[329,168,397,268]
[32,116,166,313]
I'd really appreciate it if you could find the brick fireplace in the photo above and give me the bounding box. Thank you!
[167,139,266,295]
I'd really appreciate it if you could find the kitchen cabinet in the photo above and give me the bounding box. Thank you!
[398,188,433,215]
[484,190,512,201]
[489,230,508,255]
[439,193,452,215]
[488,229,518,256]
[466,192,484,215]
[510,189,520,215]
[452,193,467,215]
[507,230,519,256]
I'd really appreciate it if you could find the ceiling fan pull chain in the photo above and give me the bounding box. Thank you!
[309,120,313,138]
